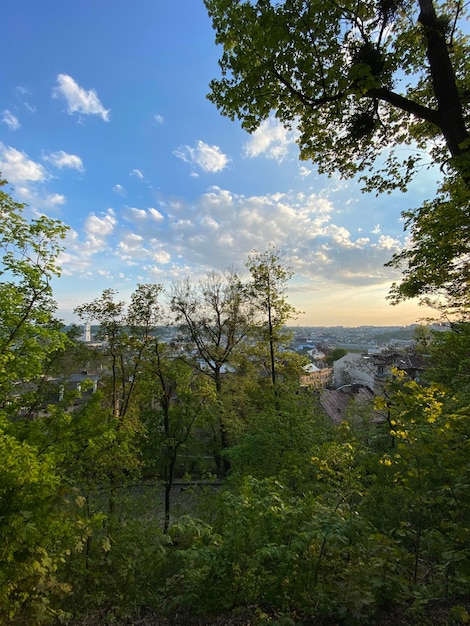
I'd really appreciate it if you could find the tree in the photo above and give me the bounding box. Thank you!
[74,285,163,518]
[386,175,470,313]
[140,338,213,532]
[75,284,162,422]
[205,0,469,189]
[170,270,253,475]
[246,246,300,390]
[0,178,68,401]
[324,348,348,367]
[422,321,470,394]
[204,0,470,310]
[377,373,470,592]
[0,179,73,623]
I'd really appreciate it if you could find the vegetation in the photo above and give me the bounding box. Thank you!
[2,3,470,615]
[0,177,469,626]
[203,0,470,314]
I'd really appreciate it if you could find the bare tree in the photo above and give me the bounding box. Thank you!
[170,270,253,476]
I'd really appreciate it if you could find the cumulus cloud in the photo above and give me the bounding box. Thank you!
[10,186,67,212]
[122,206,165,224]
[152,249,171,264]
[118,232,145,258]
[2,110,20,130]
[130,169,144,179]
[0,143,47,182]
[58,186,404,299]
[46,193,66,206]
[83,209,117,252]
[375,234,401,251]
[174,140,230,173]
[113,184,126,196]
[298,165,312,178]
[154,114,164,124]
[125,207,147,221]
[52,74,110,121]
[149,208,164,221]
[244,117,297,162]
[111,185,401,288]
[44,150,84,172]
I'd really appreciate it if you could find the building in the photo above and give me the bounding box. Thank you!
[300,362,332,388]
[333,349,427,393]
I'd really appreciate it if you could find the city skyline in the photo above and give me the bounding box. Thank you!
[1,1,439,326]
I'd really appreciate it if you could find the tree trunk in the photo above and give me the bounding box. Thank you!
[418,0,470,182]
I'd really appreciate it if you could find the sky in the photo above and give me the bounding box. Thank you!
[1,0,440,327]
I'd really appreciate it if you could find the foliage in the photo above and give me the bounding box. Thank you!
[377,372,470,595]
[139,340,215,531]
[0,416,73,625]
[170,270,253,476]
[387,175,470,311]
[324,347,348,366]
[204,0,470,190]
[166,476,408,622]
[204,0,470,312]
[74,284,163,421]
[0,178,68,401]
[245,246,301,389]
[0,180,73,623]
[424,322,470,394]
[227,388,332,484]
[1,178,469,623]
[170,270,252,392]
[58,486,171,616]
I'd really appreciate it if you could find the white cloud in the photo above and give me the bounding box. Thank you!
[57,186,404,299]
[244,117,297,162]
[105,185,398,289]
[126,207,147,220]
[371,224,381,234]
[298,165,312,178]
[2,110,20,130]
[325,224,356,247]
[0,143,47,182]
[200,215,220,230]
[10,186,67,212]
[44,150,84,172]
[85,210,116,236]
[59,227,112,276]
[152,250,171,264]
[130,169,144,179]
[375,234,401,251]
[113,184,126,195]
[174,140,230,173]
[52,73,110,121]
[149,207,164,221]
[123,206,165,224]
[46,193,66,206]
[82,209,117,253]
[118,232,145,257]
[154,114,164,124]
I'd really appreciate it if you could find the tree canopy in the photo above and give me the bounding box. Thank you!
[205,0,469,188]
[0,177,68,398]
[204,0,470,312]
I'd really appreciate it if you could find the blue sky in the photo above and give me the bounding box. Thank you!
[1,0,439,326]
